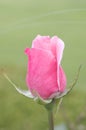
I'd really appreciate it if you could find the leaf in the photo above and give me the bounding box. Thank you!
[3,72,52,103]
[55,65,82,99]
[34,94,52,104]
[14,87,34,98]
[54,98,63,118]
[3,72,34,98]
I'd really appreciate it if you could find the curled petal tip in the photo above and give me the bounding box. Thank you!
[24,48,30,55]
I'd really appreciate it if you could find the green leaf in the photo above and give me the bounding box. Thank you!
[55,65,82,99]
[3,72,34,98]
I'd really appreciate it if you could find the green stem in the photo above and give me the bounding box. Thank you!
[48,110,54,130]
[45,99,55,130]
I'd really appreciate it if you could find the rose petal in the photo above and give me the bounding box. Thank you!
[59,66,66,92]
[56,38,64,65]
[26,48,58,99]
[50,36,57,57]
[32,35,51,50]
[50,36,64,64]
[50,36,65,89]
[25,48,30,55]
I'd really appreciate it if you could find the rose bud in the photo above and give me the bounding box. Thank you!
[25,35,66,100]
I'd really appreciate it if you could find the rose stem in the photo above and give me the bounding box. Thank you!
[48,109,54,130]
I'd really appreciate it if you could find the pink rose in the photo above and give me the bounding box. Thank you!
[25,35,66,100]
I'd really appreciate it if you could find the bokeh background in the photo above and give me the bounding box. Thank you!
[0,0,86,130]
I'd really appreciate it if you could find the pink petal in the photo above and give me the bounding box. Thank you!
[32,35,64,64]
[26,48,58,99]
[57,38,65,89]
[50,36,64,65]
[32,35,51,50]
[25,48,30,55]
[59,66,66,92]
[56,38,64,65]
[50,36,65,89]
[49,66,66,98]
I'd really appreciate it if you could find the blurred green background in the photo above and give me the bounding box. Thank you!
[0,0,86,130]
